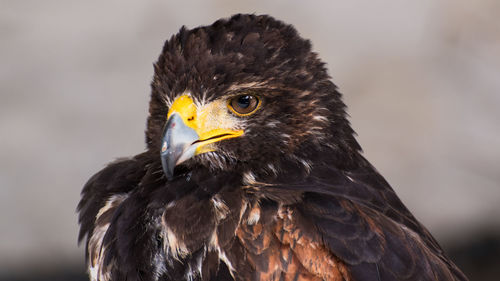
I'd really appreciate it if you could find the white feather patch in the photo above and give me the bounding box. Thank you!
[88,194,128,281]
[211,195,230,221]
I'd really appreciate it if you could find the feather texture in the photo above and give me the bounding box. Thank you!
[78,14,468,281]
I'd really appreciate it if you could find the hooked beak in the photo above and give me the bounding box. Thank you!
[160,113,199,179]
[160,95,243,180]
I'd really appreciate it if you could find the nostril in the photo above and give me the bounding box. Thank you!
[187,116,194,121]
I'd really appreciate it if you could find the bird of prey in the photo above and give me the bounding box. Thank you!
[78,14,468,281]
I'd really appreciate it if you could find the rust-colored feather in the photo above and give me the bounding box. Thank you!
[234,201,350,281]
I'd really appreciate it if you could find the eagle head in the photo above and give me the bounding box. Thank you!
[145,14,359,180]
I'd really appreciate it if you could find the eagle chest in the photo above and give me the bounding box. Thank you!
[161,193,350,281]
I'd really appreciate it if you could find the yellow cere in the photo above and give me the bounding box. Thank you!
[167,95,197,126]
[168,95,244,154]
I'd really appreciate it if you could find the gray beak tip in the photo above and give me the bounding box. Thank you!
[161,150,175,181]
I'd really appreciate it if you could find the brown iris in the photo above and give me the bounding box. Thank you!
[228,95,260,116]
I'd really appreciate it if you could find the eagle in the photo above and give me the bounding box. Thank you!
[78,14,468,281]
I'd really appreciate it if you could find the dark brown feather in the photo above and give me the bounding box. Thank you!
[78,14,468,281]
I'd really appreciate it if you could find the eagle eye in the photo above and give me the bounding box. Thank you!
[228,95,260,116]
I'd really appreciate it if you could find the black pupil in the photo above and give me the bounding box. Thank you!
[237,96,251,108]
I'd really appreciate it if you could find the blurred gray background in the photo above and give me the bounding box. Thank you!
[1,0,499,280]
